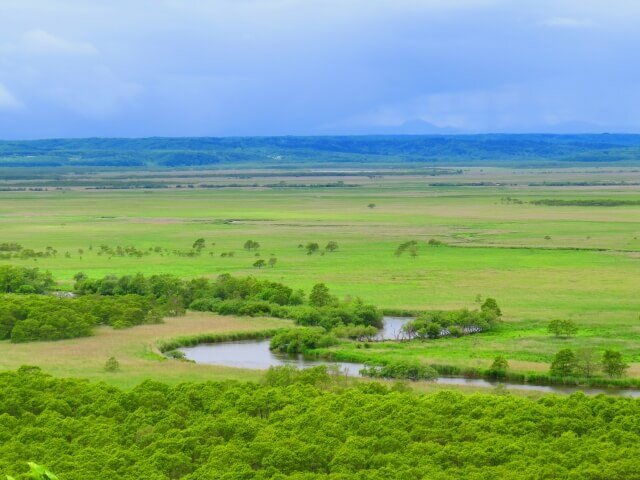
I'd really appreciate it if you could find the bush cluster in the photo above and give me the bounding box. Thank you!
[401,298,502,340]
[0,294,163,343]
[269,328,338,354]
[0,266,55,294]
[360,360,438,381]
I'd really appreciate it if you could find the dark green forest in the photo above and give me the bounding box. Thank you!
[3,134,640,168]
[2,367,640,479]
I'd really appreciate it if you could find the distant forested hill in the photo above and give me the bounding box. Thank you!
[2,134,640,168]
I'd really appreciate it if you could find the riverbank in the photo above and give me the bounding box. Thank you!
[172,318,640,397]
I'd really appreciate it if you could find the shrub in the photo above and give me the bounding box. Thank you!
[360,360,438,381]
[269,328,337,354]
[547,319,578,338]
[104,357,120,372]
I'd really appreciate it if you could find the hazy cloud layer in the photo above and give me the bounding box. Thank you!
[0,0,639,138]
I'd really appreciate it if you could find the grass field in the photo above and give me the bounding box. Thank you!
[0,311,291,389]
[1,167,639,380]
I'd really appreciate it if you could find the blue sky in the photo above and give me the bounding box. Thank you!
[1,0,639,139]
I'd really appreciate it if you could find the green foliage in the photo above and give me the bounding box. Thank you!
[173,274,381,329]
[575,349,600,377]
[602,350,629,377]
[325,241,339,252]
[0,293,163,343]
[394,240,418,257]
[309,283,333,307]
[243,239,260,251]
[269,328,337,354]
[104,356,120,372]
[157,328,284,352]
[0,266,55,294]
[2,368,640,478]
[550,348,578,377]
[401,307,500,340]
[481,297,502,317]
[360,360,438,381]
[489,355,509,379]
[548,319,578,338]
[532,198,640,207]
[192,238,205,251]
[333,324,379,341]
[253,259,266,268]
[164,349,189,361]
[305,242,320,255]
[6,463,59,480]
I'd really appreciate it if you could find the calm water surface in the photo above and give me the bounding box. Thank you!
[179,317,640,398]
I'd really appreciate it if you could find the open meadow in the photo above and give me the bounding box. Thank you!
[1,167,639,379]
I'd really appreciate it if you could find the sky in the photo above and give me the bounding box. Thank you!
[1,0,640,139]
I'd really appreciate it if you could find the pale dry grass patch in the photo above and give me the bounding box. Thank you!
[0,311,292,388]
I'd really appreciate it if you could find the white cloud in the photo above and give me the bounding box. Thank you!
[0,83,22,110]
[13,29,98,55]
[541,17,595,28]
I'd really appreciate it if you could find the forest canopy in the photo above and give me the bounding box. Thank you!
[1,367,639,480]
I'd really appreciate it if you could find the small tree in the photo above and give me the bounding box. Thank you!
[325,241,339,252]
[253,259,266,269]
[547,319,578,338]
[305,242,320,255]
[104,356,120,372]
[601,350,629,377]
[192,238,205,251]
[575,348,600,377]
[309,283,332,307]
[244,240,260,251]
[550,348,577,377]
[489,355,509,379]
[368,203,376,209]
[481,298,502,317]
[268,257,277,267]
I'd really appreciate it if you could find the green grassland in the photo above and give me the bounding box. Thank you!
[1,167,639,380]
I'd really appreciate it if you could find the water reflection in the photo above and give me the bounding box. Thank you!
[178,317,640,398]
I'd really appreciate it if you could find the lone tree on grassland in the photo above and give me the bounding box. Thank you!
[395,240,418,257]
[305,242,320,255]
[244,240,260,251]
[192,238,205,251]
[547,319,578,338]
[325,241,339,252]
[268,257,277,267]
[253,259,266,269]
[104,356,120,372]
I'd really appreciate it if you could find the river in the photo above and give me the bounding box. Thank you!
[178,317,640,398]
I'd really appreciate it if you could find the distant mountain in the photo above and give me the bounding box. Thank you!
[336,120,462,135]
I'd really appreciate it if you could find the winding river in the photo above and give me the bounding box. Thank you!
[179,317,640,398]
